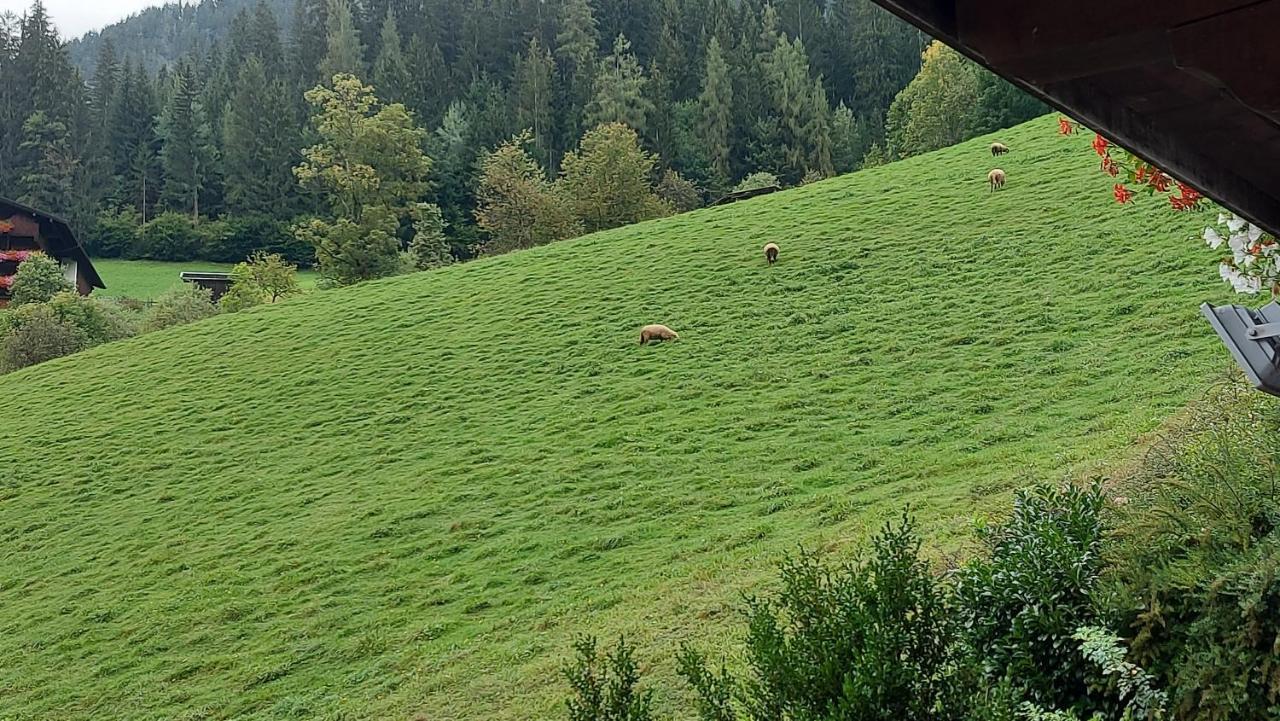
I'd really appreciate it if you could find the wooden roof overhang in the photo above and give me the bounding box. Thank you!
[0,197,105,289]
[867,0,1280,235]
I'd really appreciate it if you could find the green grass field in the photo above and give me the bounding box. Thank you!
[92,258,319,299]
[0,116,1234,720]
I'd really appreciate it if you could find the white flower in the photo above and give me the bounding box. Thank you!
[1228,214,1247,232]
[1219,212,1229,225]
[1249,224,1263,242]
[1204,227,1224,248]
[1221,262,1236,282]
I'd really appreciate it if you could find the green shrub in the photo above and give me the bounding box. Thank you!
[133,212,201,261]
[220,252,300,312]
[199,215,306,265]
[46,292,136,345]
[142,283,219,332]
[1105,382,1280,721]
[564,636,654,721]
[954,483,1108,715]
[0,303,87,372]
[86,209,140,258]
[680,514,971,721]
[10,253,72,306]
[732,172,780,194]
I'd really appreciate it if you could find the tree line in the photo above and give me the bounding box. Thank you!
[0,0,1044,281]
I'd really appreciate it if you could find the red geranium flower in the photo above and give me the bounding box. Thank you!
[1058,117,1075,135]
[1113,184,1135,204]
[1100,155,1119,177]
[1147,169,1170,192]
[1092,134,1108,156]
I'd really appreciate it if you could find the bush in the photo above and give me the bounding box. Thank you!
[142,283,219,332]
[46,291,136,345]
[564,636,654,721]
[132,212,201,261]
[953,483,1108,715]
[410,203,454,270]
[1105,382,1280,721]
[732,172,780,193]
[0,303,87,372]
[10,253,73,306]
[85,209,140,258]
[679,514,971,721]
[220,252,300,313]
[199,214,307,265]
[655,170,703,213]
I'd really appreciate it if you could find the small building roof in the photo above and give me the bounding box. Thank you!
[867,1,1280,235]
[0,197,105,289]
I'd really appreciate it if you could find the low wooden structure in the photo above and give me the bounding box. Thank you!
[867,1,1280,235]
[0,197,104,305]
[711,185,782,207]
[179,271,233,302]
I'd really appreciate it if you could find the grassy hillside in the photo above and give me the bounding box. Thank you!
[92,259,320,299]
[0,116,1232,721]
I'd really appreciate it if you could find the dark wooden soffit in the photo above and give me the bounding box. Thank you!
[869,0,1280,235]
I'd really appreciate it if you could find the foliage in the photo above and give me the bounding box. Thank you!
[141,282,219,332]
[45,291,136,345]
[954,483,1108,715]
[294,73,431,283]
[560,123,671,233]
[220,252,300,312]
[0,302,87,372]
[732,172,780,193]
[86,208,141,258]
[681,514,970,721]
[133,212,202,261]
[1104,383,1280,721]
[886,41,981,159]
[586,34,653,133]
[1072,627,1167,721]
[10,252,72,306]
[655,170,702,213]
[564,636,654,721]
[476,131,582,254]
[410,203,455,270]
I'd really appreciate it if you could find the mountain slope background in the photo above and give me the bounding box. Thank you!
[0,117,1231,720]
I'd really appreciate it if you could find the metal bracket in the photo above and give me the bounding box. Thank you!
[1245,322,1280,340]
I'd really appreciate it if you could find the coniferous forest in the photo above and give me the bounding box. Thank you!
[0,0,1045,278]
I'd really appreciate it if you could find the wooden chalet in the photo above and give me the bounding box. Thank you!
[867,0,1280,236]
[0,197,104,305]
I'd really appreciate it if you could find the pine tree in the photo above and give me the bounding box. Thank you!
[585,34,652,133]
[18,111,78,211]
[372,9,410,104]
[405,34,447,126]
[514,38,556,172]
[698,36,733,185]
[0,13,23,198]
[319,0,365,83]
[555,0,599,147]
[109,62,161,218]
[223,56,298,217]
[291,0,328,91]
[159,62,214,217]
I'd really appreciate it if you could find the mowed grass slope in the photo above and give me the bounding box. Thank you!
[1,116,1230,720]
[92,259,320,299]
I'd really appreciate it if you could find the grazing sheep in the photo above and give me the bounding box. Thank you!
[763,242,779,265]
[639,324,679,345]
[990,142,1010,156]
[988,168,1006,191]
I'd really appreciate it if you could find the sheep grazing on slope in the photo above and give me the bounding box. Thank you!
[988,168,1007,192]
[639,324,679,345]
[763,242,779,265]
[990,142,1010,156]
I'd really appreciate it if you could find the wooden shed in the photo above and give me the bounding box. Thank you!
[867,0,1280,236]
[0,197,104,306]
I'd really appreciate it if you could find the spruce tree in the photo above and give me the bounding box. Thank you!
[405,34,447,127]
[319,0,365,83]
[291,0,328,91]
[18,111,78,211]
[585,34,652,133]
[159,62,212,217]
[698,36,733,185]
[513,38,556,171]
[223,56,298,217]
[555,0,599,147]
[372,9,410,104]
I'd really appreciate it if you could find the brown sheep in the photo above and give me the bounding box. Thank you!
[990,142,1010,156]
[988,168,1006,192]
[763,242,779,265]
[639,324,679,345]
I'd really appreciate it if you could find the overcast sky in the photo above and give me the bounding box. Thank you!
[0,0,155,39]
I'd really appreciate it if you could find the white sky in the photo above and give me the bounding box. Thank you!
[0,0,156,39]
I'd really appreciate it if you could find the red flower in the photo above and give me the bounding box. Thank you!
[1100,155,1119,177]
[1113,184,1135,204]
[1092,134,1108,156]
[1058,117,1075,135]
[0,275,15,290]
[1147,169,1170,192]
[1134,164,1147,183]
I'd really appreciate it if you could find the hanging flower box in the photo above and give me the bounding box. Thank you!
[0,275,16,291]
[0,250,32,262]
